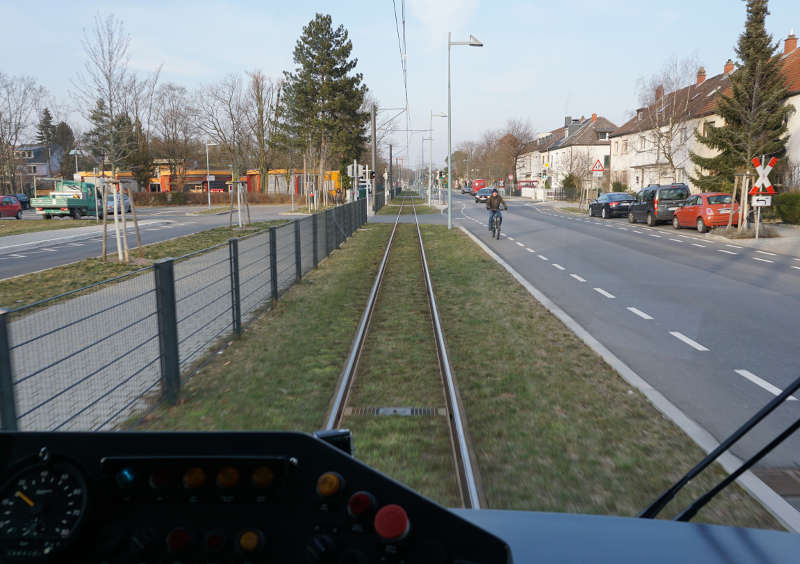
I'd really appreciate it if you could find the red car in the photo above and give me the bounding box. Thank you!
[472,179,487,194]
[672,193,739,233]
[0,195,23,220]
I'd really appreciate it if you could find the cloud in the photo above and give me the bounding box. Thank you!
[408,0,479,42]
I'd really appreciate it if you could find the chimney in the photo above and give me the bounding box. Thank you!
[591,113,597,122]
[786,31,798,55]
[564,116,572,128]
[724,59,734,74]
[696,67,706,86]
[655,84,664,100]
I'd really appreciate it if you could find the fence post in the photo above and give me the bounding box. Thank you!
[153,259,180,405]
[294,220,302,281]
[269,226,278,302]
[228,238,242,336]
[0,310,18,431]
[312,213,319,268]
[326,210,333,255]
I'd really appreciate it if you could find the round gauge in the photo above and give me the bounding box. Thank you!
[0,462,88,559]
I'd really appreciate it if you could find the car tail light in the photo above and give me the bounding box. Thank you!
[654,198,658,214]
[60,207,68,211]
[609,202,618,207]
[36,207,42,211]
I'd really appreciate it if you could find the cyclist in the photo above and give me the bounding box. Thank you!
[486,188,508,232]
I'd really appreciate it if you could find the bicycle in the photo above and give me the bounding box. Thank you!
[490,211,502,239]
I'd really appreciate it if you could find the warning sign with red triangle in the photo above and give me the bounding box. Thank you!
[591,160,605,172]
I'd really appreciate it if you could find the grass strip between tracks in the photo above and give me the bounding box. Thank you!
[420,224,781,530]
[1,220,285,310]
[377,203,436,215]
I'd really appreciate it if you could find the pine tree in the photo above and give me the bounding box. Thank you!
[278,13,368,191]
[35,108,55,146]
[53,122,76,178]
[690,0,794,192]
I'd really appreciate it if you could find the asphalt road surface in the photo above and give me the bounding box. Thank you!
[451,193,800,479]
[0,205,300,280]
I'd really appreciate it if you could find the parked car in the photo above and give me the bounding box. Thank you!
[106,194,131,214]
[672,192,739,233]
[475,187,493,203]
[628,183,691,226]
[589,192,636,219]
[461,183,472,194]
[0,195,23,220]
[14,193,30,210]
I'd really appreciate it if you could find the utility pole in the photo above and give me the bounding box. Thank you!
[371,104,377,214]
[388,145,393,197]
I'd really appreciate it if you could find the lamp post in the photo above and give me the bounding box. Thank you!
[429,111,447,207]
[205,142,219,209]
[69,149,80,179]
[448,33,483,229]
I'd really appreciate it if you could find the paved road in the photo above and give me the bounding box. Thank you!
[447,193,800,501]
[0,205,302,280]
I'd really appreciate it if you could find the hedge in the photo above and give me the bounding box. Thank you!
[131,192,307,207]
[774,192,800,224]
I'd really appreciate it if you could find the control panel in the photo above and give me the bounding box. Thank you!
[0,432,510,563]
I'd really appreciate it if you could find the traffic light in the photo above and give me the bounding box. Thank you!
[369,170,375,179]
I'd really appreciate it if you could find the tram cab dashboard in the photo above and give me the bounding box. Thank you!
[0,431,798,564]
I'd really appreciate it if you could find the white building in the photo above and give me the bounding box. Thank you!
[517,114,616,199]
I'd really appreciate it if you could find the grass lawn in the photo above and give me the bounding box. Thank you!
[2,220,285,310]
[377,203,437,215]
[421,225,780,529]
[0,218,94,237]
[560,206,587,215]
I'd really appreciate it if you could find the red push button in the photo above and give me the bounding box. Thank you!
[374,504,410,541]
[166,527,191,553]
[348,491,376,518]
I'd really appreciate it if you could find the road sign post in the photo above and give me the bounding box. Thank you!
[749,155,778,240]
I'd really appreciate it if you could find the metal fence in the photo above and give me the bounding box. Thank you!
[0,199,370,432]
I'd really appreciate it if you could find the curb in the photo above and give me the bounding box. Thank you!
[459,225,800,533]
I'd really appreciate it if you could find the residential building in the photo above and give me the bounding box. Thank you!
[611,32,800,193]
[13,143,64,194]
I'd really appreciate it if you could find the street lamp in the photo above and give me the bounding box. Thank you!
[448,33,483,229]
[68,149,80,179]
[205,142,219,208]
[429,111,447,206]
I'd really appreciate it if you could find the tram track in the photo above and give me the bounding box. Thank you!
[324,196,482,509]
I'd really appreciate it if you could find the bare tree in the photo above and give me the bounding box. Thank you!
[153,83,196,192]
[637,56,700,184]
[245,71,280,193]
[501,119,536,190]
[0,74,47,192]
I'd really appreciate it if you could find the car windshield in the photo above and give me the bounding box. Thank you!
[2,3,797,549]
[706,195,733,205]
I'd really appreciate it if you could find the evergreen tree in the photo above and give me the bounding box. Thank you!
[278,13,368,178]
[126,118,153,192]
[35,108,56,146]
[690,0,794,192]
[53,122,76,178]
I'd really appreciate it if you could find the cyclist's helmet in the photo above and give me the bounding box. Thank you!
[492,188,498,194]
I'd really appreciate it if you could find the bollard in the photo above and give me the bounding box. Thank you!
[294,220,302,281]
[228,238,242,336]
[153,260,180,405]
[0,309,19,430]
[312,213,319,268]
[269,227,278,302]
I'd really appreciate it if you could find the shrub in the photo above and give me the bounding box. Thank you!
[561,174,580,201]
[131,192,306,207]
[774,192,800,224]
[612,181,628,192]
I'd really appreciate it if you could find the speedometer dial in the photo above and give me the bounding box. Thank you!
[0,463,87,560]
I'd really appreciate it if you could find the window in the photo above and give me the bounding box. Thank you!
[30,165,37,174]
[680,128,688,143]
[622,140,628,153]
[614,142,619,155]
[598,132,609,140]
[703,121,716,136]
[639,136,646,151]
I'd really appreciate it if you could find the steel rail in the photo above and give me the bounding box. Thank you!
[324,202,405,430]
[412,200,481,509]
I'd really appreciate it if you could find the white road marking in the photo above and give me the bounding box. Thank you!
[669,331,709,351]
[726,244,743,249]
[516,242,525,247]
[627,307,654,320]
[593,287,616,299]
[691,243,706,248]
[8,254,25,258]
[570,274,587,282]
[679,235,692,239]
[669,238,682,242]
[538,255,548,261]
[552,264,566,270]
[40,248,57,252]
[755,250,776,256]
[718,249,737,255]
[649,234,662,238]
[735,369,798,401]
[618,227,628,231]
[526,248,535,253]
[792,266,800,271]
[753,257,774,263]
[67,243,84,247]
[507,237,515,240]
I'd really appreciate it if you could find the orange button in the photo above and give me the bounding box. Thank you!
[251,466,275,488]
[239,530,261,552]
[374,504,410,541]
[316,472,343,497]
[216,466,239,489]
[182,467,207,489]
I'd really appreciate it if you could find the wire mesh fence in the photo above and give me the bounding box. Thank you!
[0,198,370,432]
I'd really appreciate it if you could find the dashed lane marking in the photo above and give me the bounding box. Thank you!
[526,248,535,253]
[753,257,774,263]
[627,307,654,320]
[516,242,525,247]
[691,243,706,248]
[669,331,709,351]
[649,234,662,238]
[718,249,737,255]
[553,264,566,270]
[755,250,777,256]
[669,238,682,242]
[538,255,548,261]
[792,266,800,271]
[507,237,515,241]
[735,369,798,401]
[593,287,616,299]
[8,254,25,258]
[570,274,586,282]
[727,244,743,249]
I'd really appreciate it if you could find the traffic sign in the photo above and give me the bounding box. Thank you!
[507,174,513,180]
[591,160,605,173]
[749,155,777,195]
[752,195,772,207]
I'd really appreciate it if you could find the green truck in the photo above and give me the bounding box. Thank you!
[31,181,103,219]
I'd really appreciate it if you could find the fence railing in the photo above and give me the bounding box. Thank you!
[0,198,369,432]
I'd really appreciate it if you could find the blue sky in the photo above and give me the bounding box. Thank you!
[3,0,800,169]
